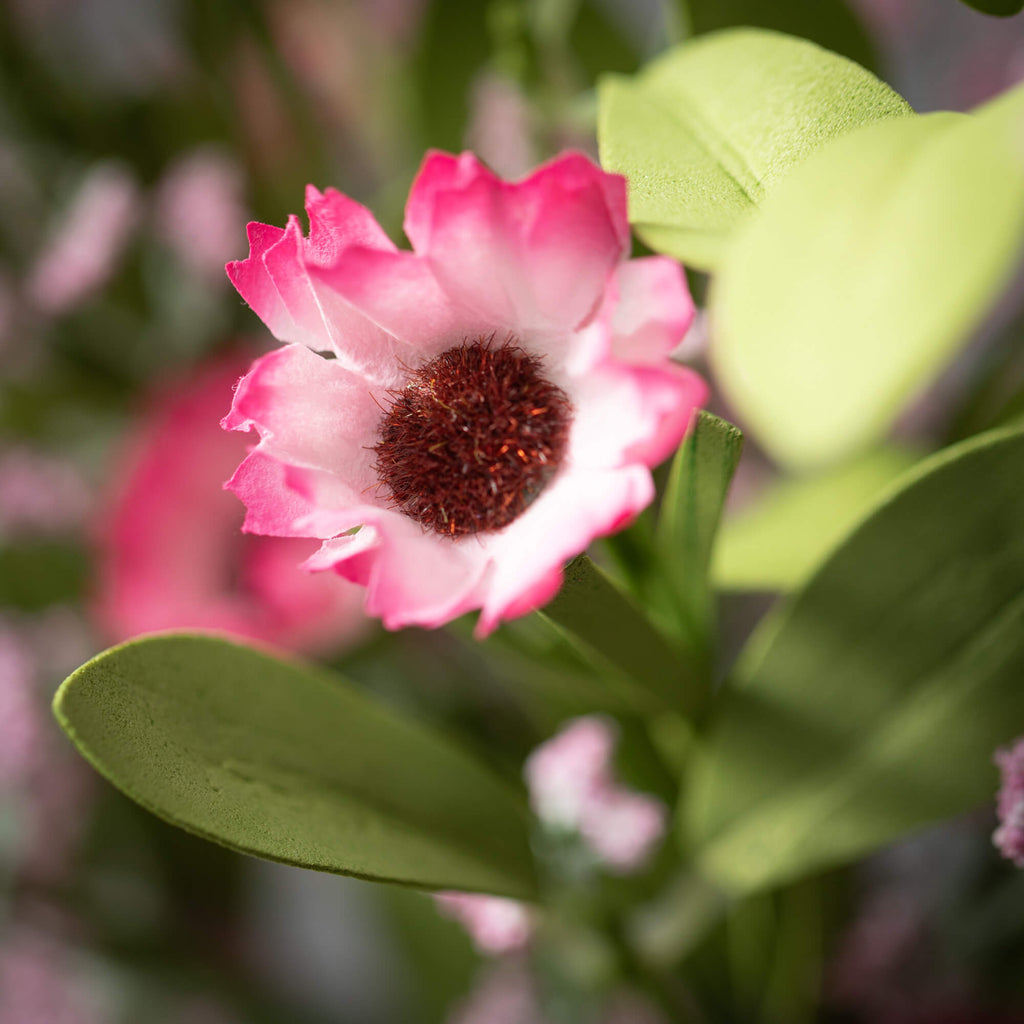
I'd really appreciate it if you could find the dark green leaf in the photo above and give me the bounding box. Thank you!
[54,634,537,899]
[656,411,744,652]
[598,29,910,269]
[959,0,1023,15]
[0,540,88,610]
[540,554,702,717]
[712,83,1024,468]
[679,0,877,70]
[683,425,1024,893]
[412,0,493,151]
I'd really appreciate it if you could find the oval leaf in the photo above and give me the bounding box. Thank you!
[598,28,909,269]
[712,447,920,592]
[712,85,1024,468]
[683,425,1024,893]
[54,634,537,899]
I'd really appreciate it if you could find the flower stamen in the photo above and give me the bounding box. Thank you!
[372,338,572,538]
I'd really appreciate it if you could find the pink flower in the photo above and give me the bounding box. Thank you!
[994,737,1024,867]
[224,151,705,634]
[154,147,248,284]
[26,162,140,315]
[433,892,533,956]
[524,716,667,874]
[94,352,370,655]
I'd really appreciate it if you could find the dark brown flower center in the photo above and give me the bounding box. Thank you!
[373,339,572,538]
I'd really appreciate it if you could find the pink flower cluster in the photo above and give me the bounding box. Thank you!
[994,737,1024,867]
[434,717,666,957]
[524,715,667,873]
[224,151,705,634]
[432,892,534,956]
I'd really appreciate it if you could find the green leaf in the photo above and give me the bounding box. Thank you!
[712,447,920,592]
[960,0,1023,15]
[597,28,909,270]
[413,0,493,151]
[540,554,702,717]
[679,0,877,70]
[656,411,744,648]
[683,425,1024,894]
[712,85,1024,468]
[54,634,537,899]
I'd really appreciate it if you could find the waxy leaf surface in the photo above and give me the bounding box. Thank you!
[598,28,909,269]
[712,84,1024,468]
[54,634,537,898]
[684,426,1024,893]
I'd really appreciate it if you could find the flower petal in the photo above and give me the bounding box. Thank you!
[304,185,395,261]
[405,151,629,334]
[222,344,383,489]
[568,361,708,470]
[611,257,696,364]
[475,465,654,636]
[305,247,491,352]
[306,510,489,630]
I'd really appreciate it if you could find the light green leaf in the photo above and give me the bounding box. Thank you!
[712,84,1024,468]
[598,28,909,269]
[656,411,744,650]
[54,634,537,899]
[712,447,920,592]
[540,554,702,717]
[683,425,1024,894]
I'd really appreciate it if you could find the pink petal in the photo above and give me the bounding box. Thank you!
[222,344,382,493]
[305,509,489,630]
[568,361,707,471]
[611,257,696,364]
[304,185,395,262]
[523,716,617,829]
[405,151,629,334]
[579,787,667,874]
[306,246,492,351]
[224,450,327,538]
[226,222,299,342]
[433,893,533,955]
[230,215,407,384]
[475,465,654,636]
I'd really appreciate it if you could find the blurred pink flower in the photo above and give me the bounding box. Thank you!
[154,148,248,284]
[994,737,1024,867]
[94,351,371,655]
[466,73,535,180]
[0,922,106,1024]
[433,892,533,956]
[0,447,91,536]
[26,162,140,315]
[445,958,540,1024]
[224,151,705,634]
[524,716,667,874]
[0,622,44,790]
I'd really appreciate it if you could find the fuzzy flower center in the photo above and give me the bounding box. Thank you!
[373,339,572,537]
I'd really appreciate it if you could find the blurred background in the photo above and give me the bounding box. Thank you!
[1,0,1024,1021]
